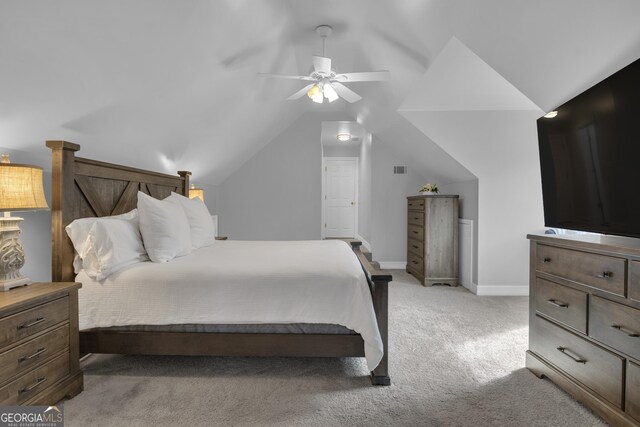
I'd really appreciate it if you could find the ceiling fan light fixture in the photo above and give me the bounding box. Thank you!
[323,83,339,102]
[337,133,352,142]
[307,83,324,103]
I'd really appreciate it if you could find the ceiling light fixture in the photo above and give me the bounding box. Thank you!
[544,111,558,118]
[337,133,352,142]
[307,83,324,103]
[323,81,339,102]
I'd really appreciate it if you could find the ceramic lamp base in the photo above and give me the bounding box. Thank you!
[0,215,32,291]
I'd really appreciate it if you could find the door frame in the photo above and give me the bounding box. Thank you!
[321,157,359,239]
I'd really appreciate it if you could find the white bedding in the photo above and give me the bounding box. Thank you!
[76,239,383,370]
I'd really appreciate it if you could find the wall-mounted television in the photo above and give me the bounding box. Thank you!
[537,57,640,238]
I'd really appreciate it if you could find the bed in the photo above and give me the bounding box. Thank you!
[47,140,391,385]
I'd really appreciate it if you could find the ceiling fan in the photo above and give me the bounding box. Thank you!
[258,25,390,104]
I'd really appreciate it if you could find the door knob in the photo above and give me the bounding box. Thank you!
[351,201,355,205]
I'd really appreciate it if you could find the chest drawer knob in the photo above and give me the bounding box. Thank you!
[19,376,47,394]
[596,271,613,279]
[547,299,569,308]
[543,257,551,263]
[557,347,587,364]
[611,324,640,338]
[17,316,45,330]
[18,347,47,363]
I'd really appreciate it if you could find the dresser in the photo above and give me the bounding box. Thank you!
[0,282,83,405]
[527,234,640,426]
[406,195,459,286]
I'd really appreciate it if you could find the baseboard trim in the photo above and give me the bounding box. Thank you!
[379,262,406,269]
[475,285,529,296]
[355,234,371,252]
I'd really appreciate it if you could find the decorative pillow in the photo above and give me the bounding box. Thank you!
[167,192,216,249]
[84,218,148,281]
[137,191,191,262]
[65,209,139,274]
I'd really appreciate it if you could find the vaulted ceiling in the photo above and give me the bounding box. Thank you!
[1,0,639,186]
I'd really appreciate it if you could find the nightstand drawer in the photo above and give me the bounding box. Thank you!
[531,315,624,408]
[0,297,69,350]
[629,261,640,303]
[408,224,424,241]
[408,212,424,226]
[0,325,69,385]
[0,352,69,405]
[589,295,640,360]
[407,252,423,273]
[407,199,425,211]
[533,278,587,334]
[536,245,625,297]
[627,360,640,422]
[407,238,423,257]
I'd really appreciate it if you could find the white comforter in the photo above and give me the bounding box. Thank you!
[76,240,383,370]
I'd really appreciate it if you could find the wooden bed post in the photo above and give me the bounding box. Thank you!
[349,241,392,386]
[47,140,80,282]
[177,171,191,197]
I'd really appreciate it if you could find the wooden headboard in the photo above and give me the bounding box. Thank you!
[47,141,191,282]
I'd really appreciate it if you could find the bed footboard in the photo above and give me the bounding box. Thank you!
[349,241,392,386]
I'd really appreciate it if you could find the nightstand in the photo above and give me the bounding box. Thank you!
[215,236,228,240]
[0,282,83,405]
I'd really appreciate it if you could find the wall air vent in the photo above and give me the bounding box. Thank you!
[393,166,407,175]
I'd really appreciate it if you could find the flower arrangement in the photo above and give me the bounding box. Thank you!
[419,183,439,194]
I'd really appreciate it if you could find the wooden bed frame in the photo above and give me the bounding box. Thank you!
[47,141,392,385]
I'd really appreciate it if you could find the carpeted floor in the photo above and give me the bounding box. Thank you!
[64,270,605,426]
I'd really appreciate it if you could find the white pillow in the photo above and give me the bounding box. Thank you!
[167,192,216,249]
[137,191,191,262]
[65,209,139,274]
[84,218,148,281]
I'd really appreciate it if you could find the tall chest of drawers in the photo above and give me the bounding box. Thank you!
[406,195,459,286]
[0,282,83,405]
[527,234,640,426]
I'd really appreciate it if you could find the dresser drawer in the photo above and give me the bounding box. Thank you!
[536,245,625,297]
[0,297,69,351]
[629,260,640,303]
[0,352,69,405]
[407,238,423,257]
[0,325,69,385]
[531,315,624,408]
[407,199,425,211]
[533,278,587,334]
[407,252,423,273]
[408,224,424,241]
[589,295,640,360]
[408,212,424,226]
[628,360,640,422]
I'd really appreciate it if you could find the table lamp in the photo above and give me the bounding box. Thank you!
[0,154,49,291]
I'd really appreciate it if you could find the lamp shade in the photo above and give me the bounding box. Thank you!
[188,184,204,202]
[0,159,48,212]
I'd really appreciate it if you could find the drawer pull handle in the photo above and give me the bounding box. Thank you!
[19,376,47,394]
[18,347,47,363]
[412,260,419,264]
[596,271,613,279]
[557,347,587,364]
[412,245,419,249]
[611,325,640,338]
[543,257,551,263]
[17,317,45,330]
[413,231,418,234]
[547,299,569,308]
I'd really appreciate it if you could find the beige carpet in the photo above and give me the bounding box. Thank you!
[64,271,605,426]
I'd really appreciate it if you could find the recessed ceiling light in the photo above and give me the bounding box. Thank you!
[544,111,558,118]
[337,133,351,142]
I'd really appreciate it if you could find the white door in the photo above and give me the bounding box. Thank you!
[324,159,357,238]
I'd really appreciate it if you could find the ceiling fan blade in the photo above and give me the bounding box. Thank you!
[333,71,390,82]
[257,73,315,81]
[287,84,316,100]
[331,82,362,103]
[312,56,332,74]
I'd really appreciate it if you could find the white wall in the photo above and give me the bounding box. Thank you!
[371,137,427,266]
[357,134,372,246]
[323,146,361,157]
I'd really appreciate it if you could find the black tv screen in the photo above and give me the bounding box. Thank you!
[537,57,640,238]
